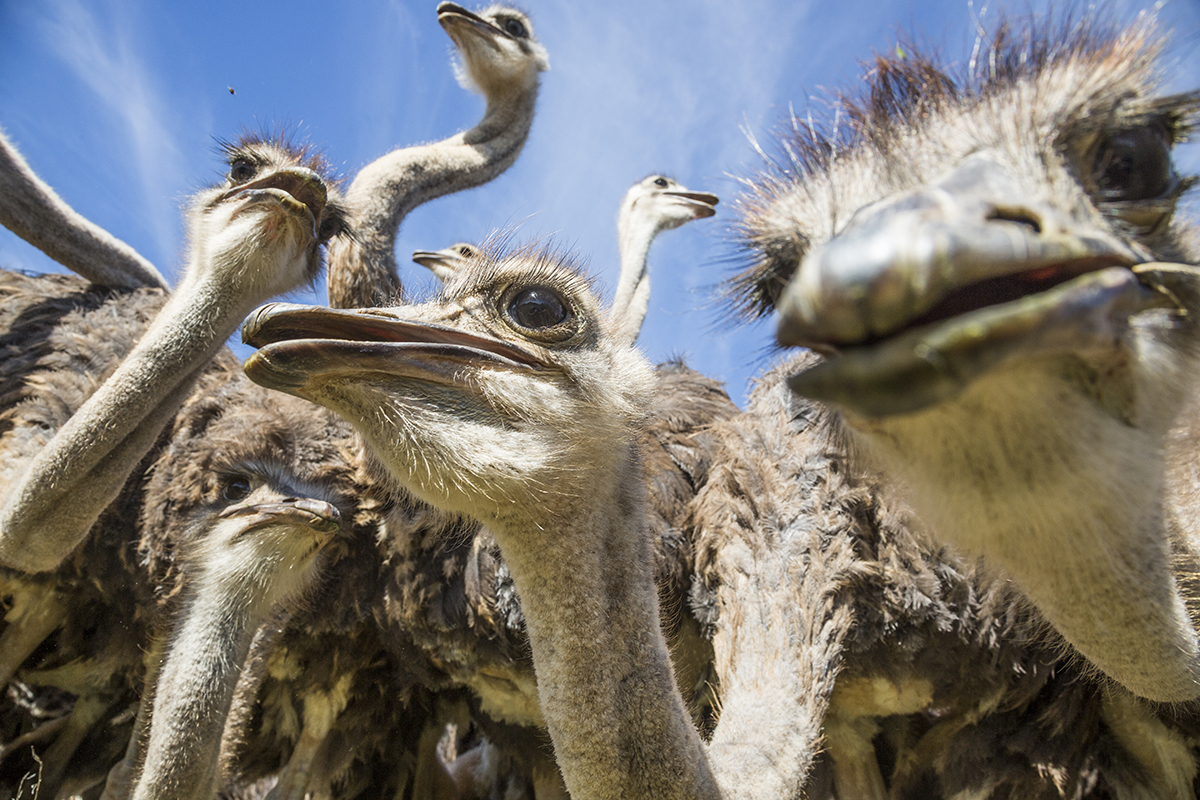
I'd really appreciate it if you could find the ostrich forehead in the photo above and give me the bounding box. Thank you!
[216,134,341,185]
[167,389,362,500]
[731,17,1200,316]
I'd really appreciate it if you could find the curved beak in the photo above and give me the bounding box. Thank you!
[664,190,719,219]
[437,2,508,47]
[776,153,1176,416]
[218,497,341,536]
[218,167,329,240]
[412,248,467,280]
[241,303,546,395]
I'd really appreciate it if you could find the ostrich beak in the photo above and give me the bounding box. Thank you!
[412,248,468,280]
[438,2,509,47]
[241,303,545,395]
[218,498,341,536]
[218,167,329,241]
[776,153,1177,417]
[664,190,719,219]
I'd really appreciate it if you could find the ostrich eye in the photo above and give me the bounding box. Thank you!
[221,475,253,503]
[318,214,347,243]
[508,287,569,330]
[654,177,669,188]
[229,159,256,184]
[501,17,527,37]
[1093,126,1172,202]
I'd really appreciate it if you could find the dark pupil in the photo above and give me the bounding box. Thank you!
[318,215,344,242]
[654,178,668,188]
[230,160,255,183]
[503,18,526,37]
[1095,127,1171,202]
[458,246,474,257]
[510,287,567,329]
[222,476,252,502]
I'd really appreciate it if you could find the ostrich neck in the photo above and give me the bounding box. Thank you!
[488,463,721,800]
[612,215,660,325]
[327,85,538,308]
[0,130,167,290]
[0,275,251,573]
[133,574,264,800]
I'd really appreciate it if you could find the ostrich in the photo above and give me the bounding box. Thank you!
[412,242,480,282]
[326,2,548,309]
[732,16,1200,704]
[233,6,551,789]
[0,135,347,576]
[242,245,841,800]
[0,135,348,798]
[0,126,167,290]
[611,175,718,343]
[125,387,361,800]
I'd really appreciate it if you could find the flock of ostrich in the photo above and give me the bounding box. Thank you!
[2,2,1200,799]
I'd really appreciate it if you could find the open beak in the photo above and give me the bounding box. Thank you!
[241,303,546,395]
[776,153,1178,416]
[664,190,719,219]
[437,2,508,47]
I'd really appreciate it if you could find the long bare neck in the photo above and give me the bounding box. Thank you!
[0,129,167,290]
[851,354,1200,702]
[488,453,720,800]
[132,564,272,800]
[327,85,538,308]
[612,213,662,340]
[0,271,249,573]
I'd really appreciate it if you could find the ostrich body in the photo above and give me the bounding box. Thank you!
[0,126,167,290]
[693,353,1200,799]
[611,175,718,343]
[0,137,346,575]
[243,247,836,800]
[326,2,548,309]
[741,19,1200,704]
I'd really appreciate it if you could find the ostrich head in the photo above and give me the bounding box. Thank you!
[620,175,719,236]
[731,19,1199,408]
[187,136,349,300]
[731,16,1200,701]
[242,244,654,531]
[412,242,481,282]
[438,3,550,98]
[140,383,363,607]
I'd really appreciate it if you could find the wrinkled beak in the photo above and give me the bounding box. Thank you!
[241,302,546,395]
[776,153,1139,349]
[776,153,1176,417]
[218,497,341,536]
[220,167,329,240]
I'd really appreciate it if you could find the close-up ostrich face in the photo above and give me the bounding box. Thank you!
[731,21,1200,418]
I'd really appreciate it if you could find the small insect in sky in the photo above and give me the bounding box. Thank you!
[228,87,235,95]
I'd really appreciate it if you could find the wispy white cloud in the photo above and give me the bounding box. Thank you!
[36,0,186,272]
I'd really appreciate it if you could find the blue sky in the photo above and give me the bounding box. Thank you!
[1,0,1198,406]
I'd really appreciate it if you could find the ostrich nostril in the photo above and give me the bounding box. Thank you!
[987,205,1043,234]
